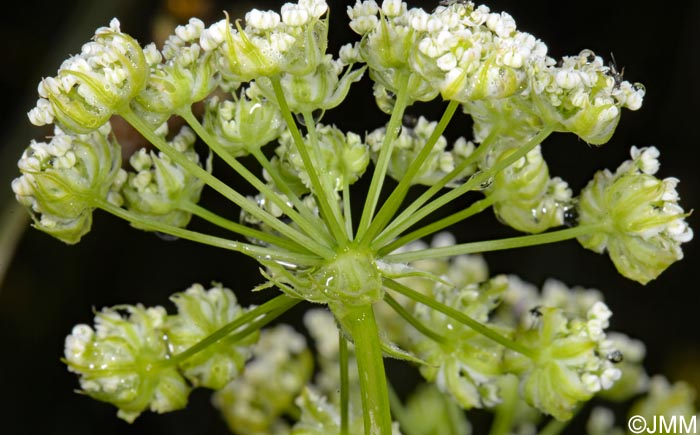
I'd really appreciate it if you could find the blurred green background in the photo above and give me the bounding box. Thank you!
[0,0,698,433]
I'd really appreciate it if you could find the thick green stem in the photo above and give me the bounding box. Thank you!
[356,72,411,241]
[339,330,350,435]
[95,199,321,266]
[181,201,312,255]
[360,100,460,246]
[342,305,393,435]
[378,127,552,246]
[164,294,299,367]
[377,196,495,255]
[270,76,348,244]
[119,107,334,259]
[384,225,598,264]
[385,279,535,358]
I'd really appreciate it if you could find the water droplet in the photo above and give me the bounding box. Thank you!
[607,350,624,364]
[563,206,579,227]
[467,171,494,191]
[155,232,179,241]
[294,109,324,127]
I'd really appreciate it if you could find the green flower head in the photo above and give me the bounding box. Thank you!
[29,19,148,133]
[63,304,190,422]
[576,146,693,284]
[12,124,124,244]
[165,283,256,389]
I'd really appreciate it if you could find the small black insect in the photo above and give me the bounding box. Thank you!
[609,53,625,88]
[529,305,543,317]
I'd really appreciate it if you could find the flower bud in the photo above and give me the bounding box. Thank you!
[64,304,190,422]
[366,116,475,186]
[275,124,370,192]
[131,26,217,121]
[12,124,123,244]
[576,146,693,284]
[122,127,207,228]
[203,92,284,156]
[30,19,148,133]
[165,283,256,389]
[201,1,329,83]
[532,50,645,145]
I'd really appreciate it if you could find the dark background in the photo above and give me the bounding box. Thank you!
[0,0,698,434]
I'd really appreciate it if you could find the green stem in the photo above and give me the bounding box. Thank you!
[177,106,335,252]
[181,201,312,254]
[343,176,354,240]
[384,225,597,264]
[356,72,411,241]
[384,293,446,344]
[374,127,498,247]
[95,199,322,266]
[164,294,300,367]
[378,126,552,247]
[360,99,460,246]
[339,330,350,435]
[341,305,393,435]
[537,405,583,435]
[385,279,535,358]
[377,196,495,255]
[488,374,519,435]
[119,107,334,259]
[248,147,332,245]
[303,110,348,243]
[270,76,348,244]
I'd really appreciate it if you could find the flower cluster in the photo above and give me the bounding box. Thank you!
[484,144,572,233]
[11,124,124,243]
[576,146,693,283]
[29,19,147,133]
[64,283,255,421]
[366,116,476,186]
[122,126,207,228]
